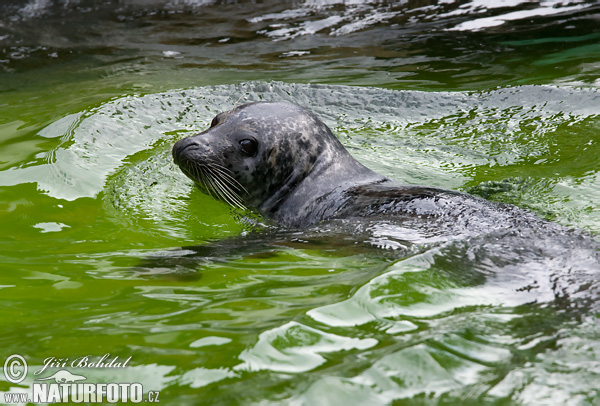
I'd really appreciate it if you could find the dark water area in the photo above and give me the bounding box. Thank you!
[0,1,599,405]
[2,0,599,90]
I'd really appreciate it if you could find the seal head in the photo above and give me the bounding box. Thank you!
[173,101,386,226]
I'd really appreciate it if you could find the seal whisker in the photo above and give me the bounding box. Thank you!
[206,174,228,203]
[187,162,202,188]
[196,167,215,199]
[201,164,246,209]
[232,95,245,109]
[183,158,246,209]
[201,159,249,199]
[205,165,247,209]
[209,163,249,195]
[194,163,221,202]
[202,166,227,202]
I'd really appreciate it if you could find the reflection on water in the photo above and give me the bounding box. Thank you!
[0,1,599,405]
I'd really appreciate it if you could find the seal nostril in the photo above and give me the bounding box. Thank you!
[172,138,198,164]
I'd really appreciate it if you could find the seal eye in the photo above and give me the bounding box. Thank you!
[239,139,258,157]
[210,116,220,127]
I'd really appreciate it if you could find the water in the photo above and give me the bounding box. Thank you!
[1,1,599,405]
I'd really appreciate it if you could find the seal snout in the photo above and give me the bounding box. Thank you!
[172,137,199,166]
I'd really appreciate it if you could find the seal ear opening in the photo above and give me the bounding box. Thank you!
[266,146,277,166]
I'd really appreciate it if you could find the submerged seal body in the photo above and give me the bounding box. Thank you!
[172,102,537,230]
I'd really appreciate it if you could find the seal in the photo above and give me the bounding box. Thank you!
[172,101,538,230]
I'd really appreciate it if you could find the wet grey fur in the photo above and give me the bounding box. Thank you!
[172,101,544,230]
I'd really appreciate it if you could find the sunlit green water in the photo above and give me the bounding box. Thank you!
[1,1,599,405]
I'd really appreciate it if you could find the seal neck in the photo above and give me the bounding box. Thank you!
[259,152,387,227]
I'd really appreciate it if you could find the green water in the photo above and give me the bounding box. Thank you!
[1,1,599,405]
